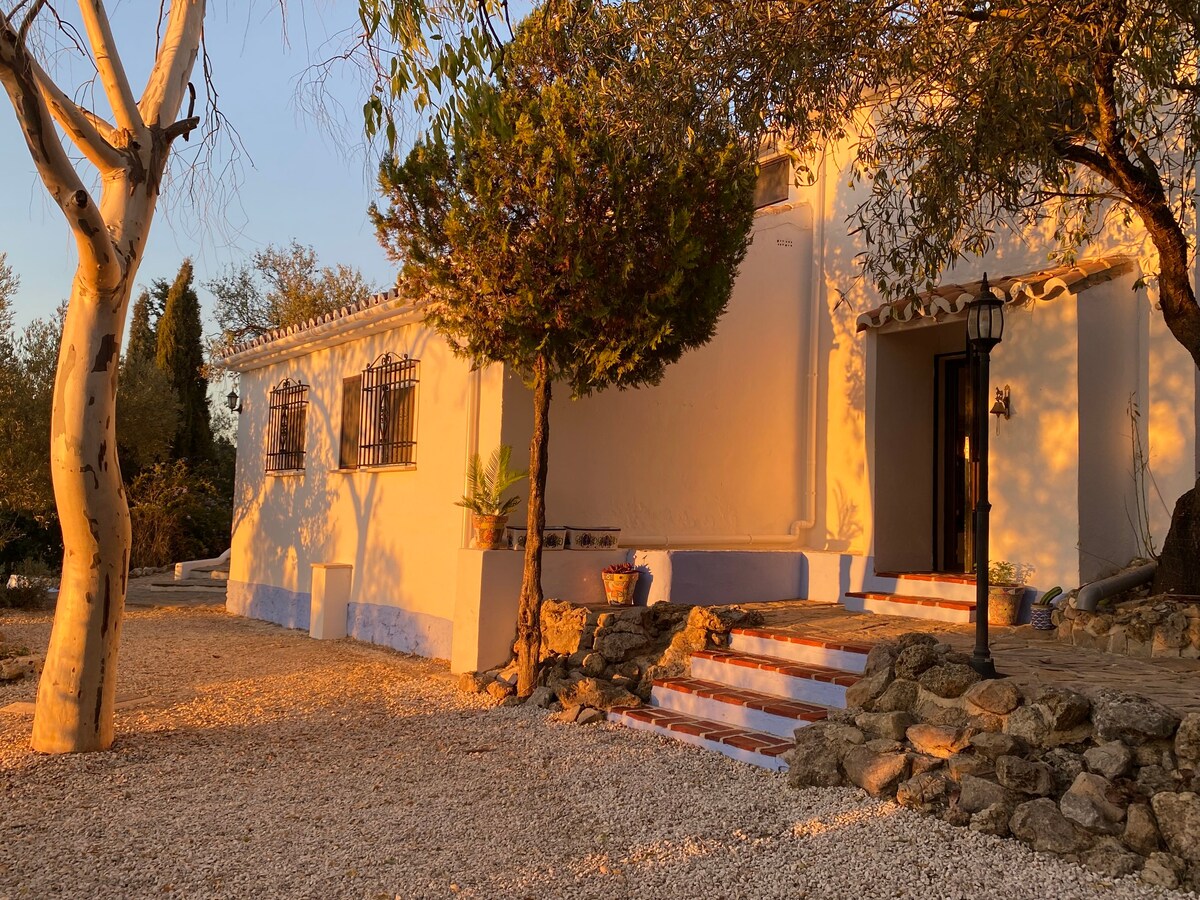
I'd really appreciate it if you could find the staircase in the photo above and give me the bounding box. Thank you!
[842,571,977,624]
[608,627,871,771]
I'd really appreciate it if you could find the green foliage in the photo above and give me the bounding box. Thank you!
[117,353,181,476]
[155,260,213,462]
[0,298,62,557]
[355,0,510,144]
[456,445,527,515]
[989,560,1033,588]
[209,241,377,347]
[128,460,230,569]
[0,582,49,610]
[600,0,1200,372]
[1034,586,1064,608]
[372,5,757,396]
[362,0,1200,361]
[125,289,158,366]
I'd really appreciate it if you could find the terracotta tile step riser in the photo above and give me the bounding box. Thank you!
[691,650,860,687]
[844,591,976,611]
[653,677,829,720]
[611,706,793,757]
[728,628,874,655]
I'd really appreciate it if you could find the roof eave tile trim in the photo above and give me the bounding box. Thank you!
[218,287,405,360]
[854,256,1136,333]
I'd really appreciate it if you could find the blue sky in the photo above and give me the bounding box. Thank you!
[0,2,404,330]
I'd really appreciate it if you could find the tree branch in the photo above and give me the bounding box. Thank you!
[0,17,119,284]
[77,0,144,135]
[139,0,204,128]
[28,54,124,170]
[1053,139,1118,183]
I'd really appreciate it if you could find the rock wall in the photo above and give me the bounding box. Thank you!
[462,600,761,710]
[788,633,1200,892]
[1052,597,1200,659]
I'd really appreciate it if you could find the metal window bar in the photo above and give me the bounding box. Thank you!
[265,379,309,472]
[359,354,418,467]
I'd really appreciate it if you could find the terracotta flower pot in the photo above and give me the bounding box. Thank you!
[602,571,639,606]
[987,585,1023,626]
[472,514,509,550]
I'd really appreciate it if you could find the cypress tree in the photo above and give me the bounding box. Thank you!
[155,260,212,461]
[125,289,156,365]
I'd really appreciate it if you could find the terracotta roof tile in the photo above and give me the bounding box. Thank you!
[217,287,405,360]
[855,256,1136,333]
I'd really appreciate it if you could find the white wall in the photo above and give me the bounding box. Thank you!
[229,323,508,657]
[501,203,816,541]
[987,290,1083,589]
[811,134,1196,591]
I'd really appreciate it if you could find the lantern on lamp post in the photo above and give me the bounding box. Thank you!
[966,273,1004,678]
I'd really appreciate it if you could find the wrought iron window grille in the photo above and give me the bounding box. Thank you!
[266,378,309,472]
[359,353,419,468]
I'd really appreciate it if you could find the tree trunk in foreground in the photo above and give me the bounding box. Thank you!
[0,0,206,751]
[516,355,551,697]
[1136,196,1200,596]
[1153,479,1200,596]
[32,272,134,752]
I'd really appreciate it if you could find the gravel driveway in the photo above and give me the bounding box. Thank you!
[0,605,1191,900]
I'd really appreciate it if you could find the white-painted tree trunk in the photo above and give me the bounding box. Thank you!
[0,0,205,752]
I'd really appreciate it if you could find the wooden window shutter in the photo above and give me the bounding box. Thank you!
[339,374,362,469]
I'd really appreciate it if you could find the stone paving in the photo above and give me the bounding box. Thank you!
[745,599,1200,714]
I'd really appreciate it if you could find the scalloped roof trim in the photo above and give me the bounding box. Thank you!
[854,256,1137,333]
[217,287,405,359]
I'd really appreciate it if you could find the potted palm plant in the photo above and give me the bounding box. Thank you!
[456,445,527,549]
[988,560,1032,626]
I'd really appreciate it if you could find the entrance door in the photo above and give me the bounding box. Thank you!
[934,353,974,573]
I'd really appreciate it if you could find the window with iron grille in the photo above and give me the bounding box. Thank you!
[358,353,419,467]
[266,378,309,472]
[754,157,790,209]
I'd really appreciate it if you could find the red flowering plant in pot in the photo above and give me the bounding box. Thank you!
[601,562,640,607]
[455,445,527,549]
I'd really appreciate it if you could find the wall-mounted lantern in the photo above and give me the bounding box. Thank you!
[226,386,242,414]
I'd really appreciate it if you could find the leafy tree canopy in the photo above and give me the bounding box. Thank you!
[372,2,757,693]
[209,241,377,347]
[372,4,758,396]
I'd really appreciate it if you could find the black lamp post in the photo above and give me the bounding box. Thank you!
[966,273,1004,678]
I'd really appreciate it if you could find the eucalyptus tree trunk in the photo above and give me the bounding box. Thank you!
[0,0,205,752]
[516,354,551,697]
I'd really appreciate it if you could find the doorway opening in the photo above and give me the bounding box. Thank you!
[933,352,974,573]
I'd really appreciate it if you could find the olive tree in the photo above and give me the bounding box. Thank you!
[371,4,756,694]
[0,1,205,752]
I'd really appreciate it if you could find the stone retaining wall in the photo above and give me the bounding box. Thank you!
[1052,597,1200,659]
[787,633,1200,892]
[463,600,761,709]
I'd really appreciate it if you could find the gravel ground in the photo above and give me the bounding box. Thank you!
[0,604,1194,900]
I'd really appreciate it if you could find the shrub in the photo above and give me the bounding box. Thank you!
[128,460,231,568]
[0,582,50,609]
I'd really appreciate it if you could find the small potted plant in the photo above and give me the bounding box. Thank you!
[1030,586,1062,631]
[456,445,527,549]
[987,560,1032,626]
[601,562,640,606]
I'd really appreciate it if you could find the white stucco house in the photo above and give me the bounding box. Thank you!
[220,146,1198,673]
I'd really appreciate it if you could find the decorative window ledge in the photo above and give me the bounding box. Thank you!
[331,464,417,475]
[266,469,305,478]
